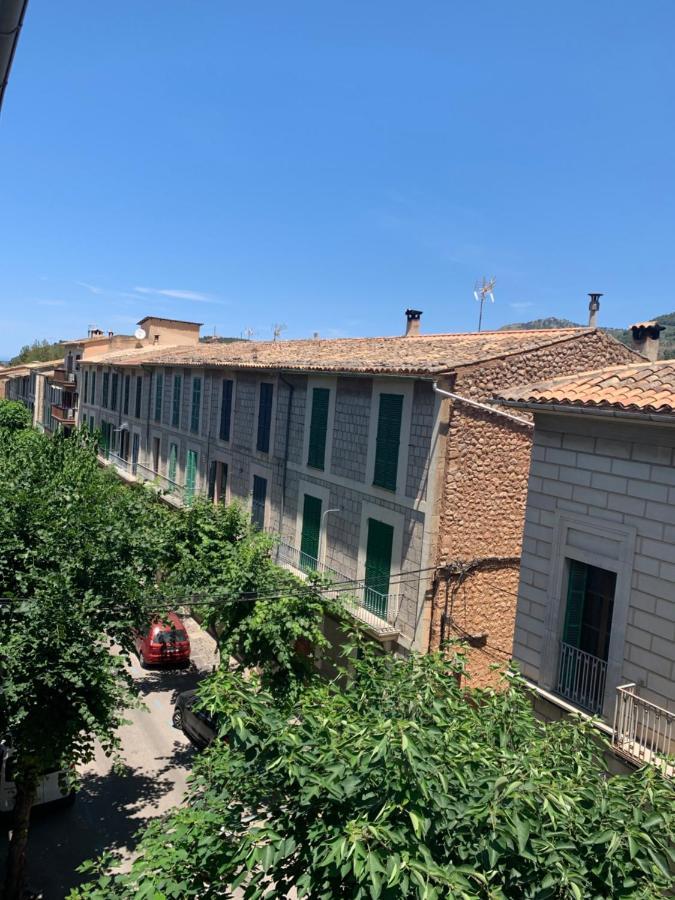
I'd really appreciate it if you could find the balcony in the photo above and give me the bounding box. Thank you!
[51,369,76,389]
[51,404,76,426]
[613,684,674,778]
[273,540,400,639]
[100,454,198,507]
[556,641,607,716]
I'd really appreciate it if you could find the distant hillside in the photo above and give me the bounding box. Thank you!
[199,336,245,344]
[8,339,65,366]
[499,317,581,331]
[500,313,675,360]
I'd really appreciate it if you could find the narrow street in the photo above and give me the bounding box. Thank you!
[0,618,220,899]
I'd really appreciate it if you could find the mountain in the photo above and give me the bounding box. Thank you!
[500,314,675,359]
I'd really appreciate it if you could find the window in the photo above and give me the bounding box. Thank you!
[83,370,89,404]
[102,372,110,409]
[89,415,94,431]
[251,475,267,529]
[373,393,403,491]
[152,436,160,473]
[123,375,130,415]
[219,379,233,441]
[191,376,201,434]
[111,373,119,411]
[167,442,178,490]
[99,420,110,458]
[557,560,616,714]
[364,518,394,618]
[185,450,198,503]
[256,383,273,453]
[208,460,217,501]
[307,387,329,470]
[172,375,182,428]
[218,461,228,503]
[154,373,163,423]
[135,376,143,418]
[90,370,96,405]
[300,494,322,572]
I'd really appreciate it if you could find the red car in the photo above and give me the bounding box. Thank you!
[134,612,191,668]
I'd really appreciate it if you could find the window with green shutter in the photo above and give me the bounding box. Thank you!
[562,560,588,650]
[300,494,322,572]
[208,460,217,501]
[251,475,267,529]
[123,374,130,415]
[364,518,394,618]
[172,375,182,427]
[185,449,198,504]
[191,376,201,433]
[90,370,96,405]
[111,373,119,411]
[102,372,110,409]
[257,383,273,452]
[218,461,228,503]
[307,387,329,470]
[220,379,233,441]
[83,370,89,404]
[167,443,178,491]
[373,393,403,491]
[135,376,143,418]
[154,373,163,422]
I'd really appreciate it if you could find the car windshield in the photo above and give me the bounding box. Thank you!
[154,628,187,643]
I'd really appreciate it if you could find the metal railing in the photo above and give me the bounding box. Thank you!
[556,641,608,715]
[613,683,674,777]
[133,460,188,501]
[108,451,131,475]
[273,539,400,637]
[50,404,76,423]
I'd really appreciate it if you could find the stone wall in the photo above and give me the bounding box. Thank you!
[429,330,639,686]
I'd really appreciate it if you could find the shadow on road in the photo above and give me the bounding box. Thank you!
[133,664,207,705]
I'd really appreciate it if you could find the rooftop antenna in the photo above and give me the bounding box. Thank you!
[473,277,496,332]
[272,323,287,342]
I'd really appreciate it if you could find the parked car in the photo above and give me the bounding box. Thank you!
[134,612,191,668]
[0,744,74,815]
[172,689,220,749]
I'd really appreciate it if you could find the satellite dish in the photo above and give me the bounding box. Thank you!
[134,328,146,341]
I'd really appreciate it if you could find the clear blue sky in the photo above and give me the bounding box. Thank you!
[1,1,674,356]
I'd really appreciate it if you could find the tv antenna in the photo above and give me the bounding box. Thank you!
[272,322,287,341]
[242,327,255,341]
[473,277,496,332]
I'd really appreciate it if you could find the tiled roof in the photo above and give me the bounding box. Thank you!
[498,359,675,415]
[94,328,598,376]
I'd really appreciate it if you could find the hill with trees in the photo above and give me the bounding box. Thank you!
[7,338,65,366]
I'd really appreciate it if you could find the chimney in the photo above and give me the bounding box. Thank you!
[405,308,423,336]
[588,292,602,327]
[630,321,665,362]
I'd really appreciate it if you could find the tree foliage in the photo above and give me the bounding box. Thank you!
[0,399,32,431]
[72,648,674,899]
[7,338,65,366]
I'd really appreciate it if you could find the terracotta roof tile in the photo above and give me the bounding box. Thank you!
[498,359,675,415]
[94,328,598,376]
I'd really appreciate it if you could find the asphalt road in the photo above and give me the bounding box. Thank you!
[0,619,220,899]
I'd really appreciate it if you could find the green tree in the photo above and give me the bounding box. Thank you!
[73,649,674,899]
[0,427,169,899]
[0,399,32,431]
[8,338,65,366]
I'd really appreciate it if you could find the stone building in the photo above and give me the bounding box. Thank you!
[499,356,675,774]
[78,312,638,673]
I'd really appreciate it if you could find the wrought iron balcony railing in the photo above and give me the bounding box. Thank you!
[613,683,674,778]
[556,641,608,715]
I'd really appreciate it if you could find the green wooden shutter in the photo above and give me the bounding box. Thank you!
[102,372,109,408]
[307,388,329,470]
[84,370,89,404]
[154,373,163,422]
[111,373,119,411]
[123,374,130,415]
[135,376,143,418]
[373,393,403,491]
[562,560,587,649]
[257,383,273,452]
[300,494,322,571]
[220,379,233,441]
[172,375,182,427]
[185,450,198,504]
[219,462,228,503]
[168,443,178,490]
[208,460,217,501]
[251,475,267,529]
[191,376,201,433]
[364,518,394,617]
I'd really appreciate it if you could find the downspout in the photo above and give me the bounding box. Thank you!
[432,380,533,428]
[278,374,294,536]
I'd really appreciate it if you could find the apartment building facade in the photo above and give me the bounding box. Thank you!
[500,356,674,774]
[79,313,638,666]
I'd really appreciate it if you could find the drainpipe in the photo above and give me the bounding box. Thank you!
[432,381,533,428]
[278,374,294,536]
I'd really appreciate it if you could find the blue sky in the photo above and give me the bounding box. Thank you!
[1,1,674,356]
